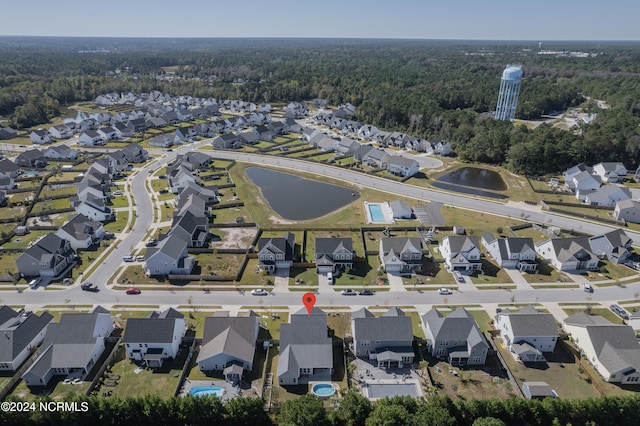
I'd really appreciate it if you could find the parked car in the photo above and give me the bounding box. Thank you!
[583,283,593,293]
[438,288,453,295]
[135,255,145,262]
[453,271,465,283]
[327,272,334,285]
[145,238,158,247]
[125,287,141,295]
[341,289,357,296]
[103,232,115,240]
[251,288,268,296]
[80,282,99,292]
[28,278,41,289]
[123,255,134,262]
[112,190,123,196]
[610,304,629,320]
[358,289,375,296]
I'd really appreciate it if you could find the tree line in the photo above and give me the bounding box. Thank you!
[2,392,640,426]
[1,38,640,174]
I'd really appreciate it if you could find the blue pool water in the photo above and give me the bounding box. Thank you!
[189,386,224,398]
[368,204,385,222]
[312,383,336,398]
[23,171,40,176]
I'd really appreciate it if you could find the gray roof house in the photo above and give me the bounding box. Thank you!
[481,233,537,272]
[614,199,640,224]
[44,145,77,160]
[387,155,420,177]
[564,312,640,384]
[16,233,76,279]
[278,307,333,385]
[589,229,633,264]
[121,308,187,368]
[522,382,556,400]
[55,214,105,250]
[0,159,21,178]
[169,210,210,248]
[379,237,422,273]
[315,237,354,274]
[362,148,390,168]
[584,185,631,207]
[22,307,113,386]
[144,234,195,276]
[592,162,627,183]
[351,307,415,368]
[0,308,53,372]
[257,232,295,274]
[213,133,241,149]
[439,236,483,275]
[535,237,599,272]
[16,149,47,168]
[197,311,259,382]
[422,307,489,366]
[495,305,559,363]
[389,200,412,219]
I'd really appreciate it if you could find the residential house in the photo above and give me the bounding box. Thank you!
[169,211,209,248]
[43,145,77,160]
[494,305,559,363]
[121,308,187,368]
[238,132,259,145]
[16,150,47,168]
[573,171,601,200]
[357,125,379,140]
[56,214,104,250]
[384,132,410,148]
[0,175,15,190]
[112,122,134,138]
[257,232,295,274]
[48,124,72,140]
[0,127,18,140]
[614,199,640,224]
[316,136,338,152]
[362,148,390,168]
[535,237,599,272]
[583,185,631,207]
[379,237,423,273]
[144,234,195,276]
[278,307,333,385]
[284,118,302,133]
[481,233,537,271]
[197,311,259,382]
[592,162,627,183]
[29,129,53,145]
[351,307,414,368]
[127,118,147,133]
[563,163,590,190]
[213,133,241,149]
[119,143,148,163]
[71,194,113,222]
[169,165,198,194]
[522,382,556,400]
[315,238,354,274]
[78,130,105,147]
[147,134,174,148]
[146,117,168,129]
[97,126,118,141]
[439,236,483,275]
[0,190,7,205]
[174,126,197,144]
[563,312,640,384]
[253,125,274,142]
[430,139,452,156]
[16,233,76,279]
[334,138,359,156]
[422,307,489,366]
[0,308,53,371]
[22,307,113,386]
[389,200,412,219]
[588,229,633,264]
[0,159,21,178]
[177,181,219,205]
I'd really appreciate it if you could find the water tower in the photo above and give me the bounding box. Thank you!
[495,65,523,122]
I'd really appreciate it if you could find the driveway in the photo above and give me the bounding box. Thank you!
[503,269,534,290]
[386,273,406,292]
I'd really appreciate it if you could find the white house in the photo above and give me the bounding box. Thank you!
[29,129,53,145]
[48,124,73,140]
[144,235,195,276]
[583,185,631,207]
[494,305,559,363]
[0,308,53,372]
[78,130,105,147]
[72,195,113,222]
[55,214,105,250]
[535,237,599,272]
[592,162,627,183]
[614,199,640,223]
[379,237,422,273]
[387,155,420,177]
[43,145,77,160]
[439,236,483,275]
[564,312,640,384]
[481,233,537,271]
[121,308,186,368]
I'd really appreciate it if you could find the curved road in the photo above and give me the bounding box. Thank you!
[5,145,640,309]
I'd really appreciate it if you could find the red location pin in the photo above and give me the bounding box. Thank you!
[302,292,316,316]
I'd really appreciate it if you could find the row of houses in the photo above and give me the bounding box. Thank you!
[211,118,298,149]
[144,152,220,277]
[311,111,451,155]
[438,229,632,276]
[562,162,633,208]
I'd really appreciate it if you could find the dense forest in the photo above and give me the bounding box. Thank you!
[1,37,640,175]
[2,392,640,426]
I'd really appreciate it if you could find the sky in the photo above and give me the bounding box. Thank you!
[2,0,639,41]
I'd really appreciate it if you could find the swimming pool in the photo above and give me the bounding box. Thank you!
[364,202,394,224]
[368,204,385,222]
[312,383,336,398]
[189,386,225,398]
[23,171,40,177]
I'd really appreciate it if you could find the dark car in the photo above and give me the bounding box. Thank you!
[358,289,375,296]
[81,282,99,292]
[145,238,158,247]
[126,287,141,295]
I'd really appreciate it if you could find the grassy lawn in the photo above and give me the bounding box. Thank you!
[103,212,129,233]
[150,179,169,192]
[289,267,318,287]
[563,307,625,324]
[160,204,174,221]
[97,345,188,399]
[495,337,602,399]
[40,185,77,197]
[257,312,289,341]
[239,259,277,287]
[442,205,525,236]
[109,195,130,209]
[211,205,253,224]
[117,265,170,285]
[406,311,426,339]
[468,310,493,333]
[192,253,244,278]
[2,230,51,249]
[522,262,568,284]
[342,256,381,287]
[305,230,363,259]
[470,259,513,285]
[327,312,351,339]
[584,261,637,282]
[0,205,26,220]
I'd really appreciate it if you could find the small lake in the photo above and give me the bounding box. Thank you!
[437,167,507,191]
[245,167,360,220]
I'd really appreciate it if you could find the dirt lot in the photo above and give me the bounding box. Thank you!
[428,359,517,400]
[209,227,257,249]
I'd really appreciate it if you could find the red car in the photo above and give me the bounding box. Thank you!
[125,287,141,295]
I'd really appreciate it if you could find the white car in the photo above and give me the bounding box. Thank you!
[438,288,453,295]
[583,283,593,293]
[251,289,268,296]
